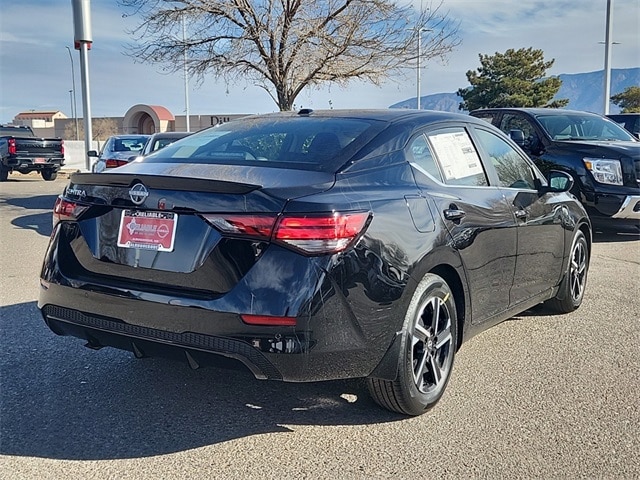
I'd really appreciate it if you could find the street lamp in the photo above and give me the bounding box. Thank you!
[65,46,79,140]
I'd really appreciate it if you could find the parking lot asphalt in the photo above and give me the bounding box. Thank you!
[1,174,639,479]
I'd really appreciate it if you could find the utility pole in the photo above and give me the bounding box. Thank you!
[72,0,93,170]
[183,15,191,132]
[603,0,614,115]
[65,45,79,140]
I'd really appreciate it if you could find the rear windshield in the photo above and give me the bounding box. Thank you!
[109,136,149,153]
[0,127,35,137]
[141,116,384,172]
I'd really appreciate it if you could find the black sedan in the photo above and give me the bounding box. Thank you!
[39,109,591,415]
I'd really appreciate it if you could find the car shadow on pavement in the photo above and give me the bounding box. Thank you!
[0,301,404,461]
[592,225,640,243]
[5,194,58,237]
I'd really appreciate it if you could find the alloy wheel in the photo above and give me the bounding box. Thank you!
[412,295,453,394]
[569,239,588,303]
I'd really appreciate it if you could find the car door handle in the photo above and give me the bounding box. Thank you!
[514,209,529,219]
[444,208,466,221]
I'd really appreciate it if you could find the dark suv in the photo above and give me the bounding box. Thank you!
[607,113,640,139]
[470,108,640,229]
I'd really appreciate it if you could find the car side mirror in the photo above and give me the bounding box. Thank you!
[87,150,98,157]
[509,129,526,146]
[537,170,574,194]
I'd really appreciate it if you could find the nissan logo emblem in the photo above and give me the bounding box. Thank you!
[129,183,149,205]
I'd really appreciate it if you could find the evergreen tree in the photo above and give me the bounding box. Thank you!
[611,86,640,113]
[457,47,568,111]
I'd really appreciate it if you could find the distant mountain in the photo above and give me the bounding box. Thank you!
[389,67,640,114]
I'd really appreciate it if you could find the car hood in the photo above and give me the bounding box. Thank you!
[555,140,640,158]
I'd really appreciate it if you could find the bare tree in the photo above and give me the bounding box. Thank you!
[66,118,119,141]
[119,0,460,111]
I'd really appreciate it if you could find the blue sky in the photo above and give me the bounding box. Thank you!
[0,0,638,123]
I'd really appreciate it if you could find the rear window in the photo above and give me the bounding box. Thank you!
[110,136,148,153]
[141,116,382,172]
[0,127,35,137]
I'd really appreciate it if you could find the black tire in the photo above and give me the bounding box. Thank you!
[0,166,8,182]
[367,273,457,416]
[545,230,589,313]
[41,169,58,181]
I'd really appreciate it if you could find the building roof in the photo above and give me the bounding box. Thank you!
[16,111,64,117]
[147,105,174,121]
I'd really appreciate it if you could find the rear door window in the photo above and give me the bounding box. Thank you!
[425,127,488,187]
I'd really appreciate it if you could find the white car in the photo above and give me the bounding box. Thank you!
[88,134,150,172]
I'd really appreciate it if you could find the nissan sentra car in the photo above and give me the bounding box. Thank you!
[39,109,591,415]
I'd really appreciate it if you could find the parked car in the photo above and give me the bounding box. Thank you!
[607,113,640,139]
[88,134,149,172]
[0,124,64,181]
[470,108,640,230]
[39,109,591,416]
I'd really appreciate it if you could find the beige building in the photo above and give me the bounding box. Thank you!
[12,110,68,137]
[11,104,249,140]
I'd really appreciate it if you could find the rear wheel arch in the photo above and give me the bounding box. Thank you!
[406,246,468,350]
[429,264,466,350]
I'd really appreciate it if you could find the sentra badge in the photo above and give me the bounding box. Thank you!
[66,186,86,198]
[129,183,149,205]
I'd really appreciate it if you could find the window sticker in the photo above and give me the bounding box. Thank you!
[429,131,484,181]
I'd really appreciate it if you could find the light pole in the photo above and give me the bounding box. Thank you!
[182,14,191,132]
[416,28,432,110]
[65,46,79,140]
[68,90,73,126]
[602,0,615,115]
[417,28,423,109]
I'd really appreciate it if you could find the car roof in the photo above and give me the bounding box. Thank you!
[245,108,473,122]
[147,132,191,139]
[470,107,604,117]
[108,134,150,139]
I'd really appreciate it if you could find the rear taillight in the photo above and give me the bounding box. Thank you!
[60,140,64,156]
[202,214,276,239]
[274,212,370,254]
[8,138,16,155]
[52,196,89,228]
[202,211,370,255]
[105,159,128,168]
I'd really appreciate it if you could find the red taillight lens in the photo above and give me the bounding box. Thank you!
[202,214,277,239]
[52,196,88,228]
[60,139,64,156]
[274,212,370,254]
[241,314,297,326]
[105,159,128,168]
[8,138,16,155]
[203,211,370,255]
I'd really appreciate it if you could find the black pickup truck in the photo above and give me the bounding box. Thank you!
[0,125,65,181]
[470,108,640,230]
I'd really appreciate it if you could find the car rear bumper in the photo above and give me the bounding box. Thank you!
[3,157,63,171]
[38,276,400,383]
